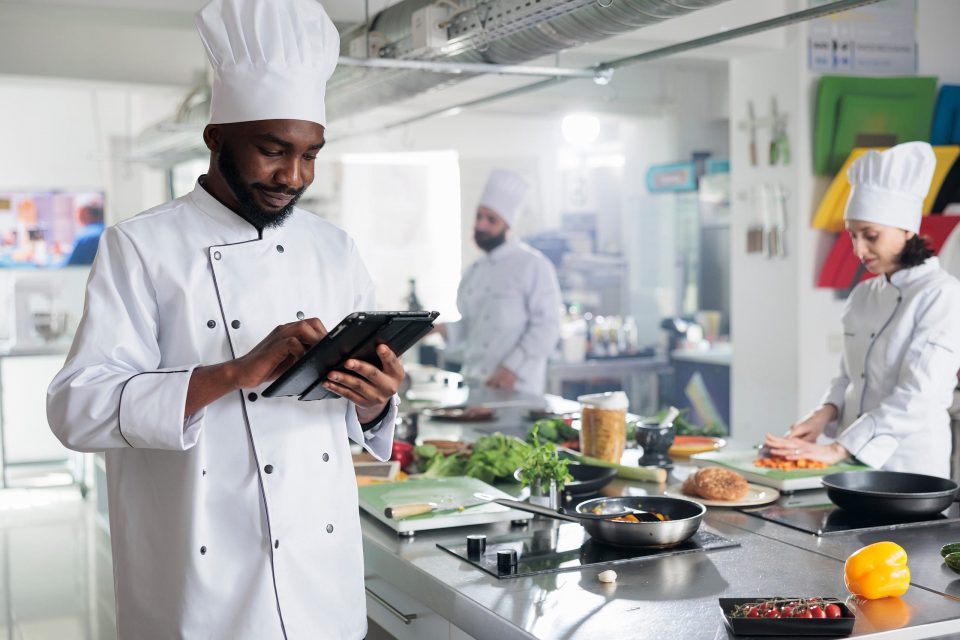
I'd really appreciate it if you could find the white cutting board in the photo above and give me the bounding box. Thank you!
[358,476,532,535]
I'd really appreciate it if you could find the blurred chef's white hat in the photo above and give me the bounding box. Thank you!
[196,0,340,126]
[844,141,936,234]
[478,170,529,227]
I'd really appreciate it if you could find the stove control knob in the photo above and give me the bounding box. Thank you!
[497,548,518,573]
[467,534,486,558]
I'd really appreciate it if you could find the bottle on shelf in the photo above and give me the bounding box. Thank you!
[406,278,423,312]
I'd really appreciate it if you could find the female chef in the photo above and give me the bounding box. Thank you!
[765,142,960,478]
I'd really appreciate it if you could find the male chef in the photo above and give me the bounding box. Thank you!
[438,170,562,395]
[46,1,399,638]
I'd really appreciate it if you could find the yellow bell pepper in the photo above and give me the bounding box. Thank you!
[844,541,911,599]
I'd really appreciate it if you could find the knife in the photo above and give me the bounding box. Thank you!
[384,493,494,520]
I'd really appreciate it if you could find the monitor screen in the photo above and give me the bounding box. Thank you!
[0,190,105,268]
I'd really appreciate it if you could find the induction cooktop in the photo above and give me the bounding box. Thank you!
[741,491,960,536]
[437,522,739,579]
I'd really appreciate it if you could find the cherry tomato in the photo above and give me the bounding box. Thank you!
[825,604,842,619]
[764,609,781,618]
[780,606,793,617]
[795,609,813,618]
[809,605,826,619]
[746,607,760,618]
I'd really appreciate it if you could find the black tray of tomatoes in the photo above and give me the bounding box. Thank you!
[719,597,854,636]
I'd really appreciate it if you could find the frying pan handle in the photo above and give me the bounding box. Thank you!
[493,498,580,522]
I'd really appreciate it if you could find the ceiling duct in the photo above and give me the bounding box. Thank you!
[128,72,212,167]
[326,0,727,121]
[130,0,728,165]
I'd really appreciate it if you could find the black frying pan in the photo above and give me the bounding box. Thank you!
[565,463,618,496]
[512,463,617,497]
[821,471,959,518]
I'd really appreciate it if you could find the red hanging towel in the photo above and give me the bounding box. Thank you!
[816,215,960,289]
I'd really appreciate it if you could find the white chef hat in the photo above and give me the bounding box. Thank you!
[196,0,340,127]
[844,141,936,234]
[478,170,529,227]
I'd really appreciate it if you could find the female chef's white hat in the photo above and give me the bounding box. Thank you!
[195,0,340,126]
[844,141,936,234]
[479,170,529,227]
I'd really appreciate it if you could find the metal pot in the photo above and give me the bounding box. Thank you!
[821,470,959,518]
[495,495,705,549]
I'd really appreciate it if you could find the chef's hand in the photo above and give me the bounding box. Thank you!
[486,366,517,391]
[321,345,404,424]
[785,403,838,442]
[231,318,328,389]
[763,433,848,465]
[186,319,327,416]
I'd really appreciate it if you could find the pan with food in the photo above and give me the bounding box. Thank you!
[495,495,705,548]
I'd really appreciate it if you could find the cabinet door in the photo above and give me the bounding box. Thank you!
[364,576,449,640]
[2,354,68,463]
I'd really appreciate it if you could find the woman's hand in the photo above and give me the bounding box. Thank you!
[785,404,838,442]
[763,434,849,465]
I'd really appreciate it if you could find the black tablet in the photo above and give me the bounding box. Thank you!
[262,310,440,401]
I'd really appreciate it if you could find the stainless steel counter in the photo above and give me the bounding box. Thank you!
[710,495,960,601]
[362,473,960,639]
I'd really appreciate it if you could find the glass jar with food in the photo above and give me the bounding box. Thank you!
[578,391,628,463]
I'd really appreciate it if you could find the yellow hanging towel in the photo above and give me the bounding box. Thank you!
[811,145,960,232]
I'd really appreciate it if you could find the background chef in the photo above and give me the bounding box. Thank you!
[437,169,562,395]
[765,142,960,478]
[46,1,399,638]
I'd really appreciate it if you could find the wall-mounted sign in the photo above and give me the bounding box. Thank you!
[646,161,697,193]
[808,0,917,75]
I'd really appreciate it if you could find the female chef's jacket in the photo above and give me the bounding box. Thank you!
[47,183,396,639]
[821,257,960,478]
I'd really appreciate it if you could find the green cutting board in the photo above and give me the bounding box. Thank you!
[691,450,868,491]
[814,75,937,175]
[358,476,532,535]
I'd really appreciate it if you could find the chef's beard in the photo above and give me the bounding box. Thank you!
[474,228,507,253]
[218,146,304,229]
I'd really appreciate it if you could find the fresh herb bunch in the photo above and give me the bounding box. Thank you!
[644,407,726,437]
[526,418,578,444]
[414,443,467,477]
[464,433,530,484]
[414,434,531,483]
[518,424,573,492]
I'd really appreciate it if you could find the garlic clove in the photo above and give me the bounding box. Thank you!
[597,569,617,583]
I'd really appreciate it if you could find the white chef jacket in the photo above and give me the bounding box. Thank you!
[445,239,561,395]
[47,182,397,640]
[820,257,960,477]
[939,220,960,280]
